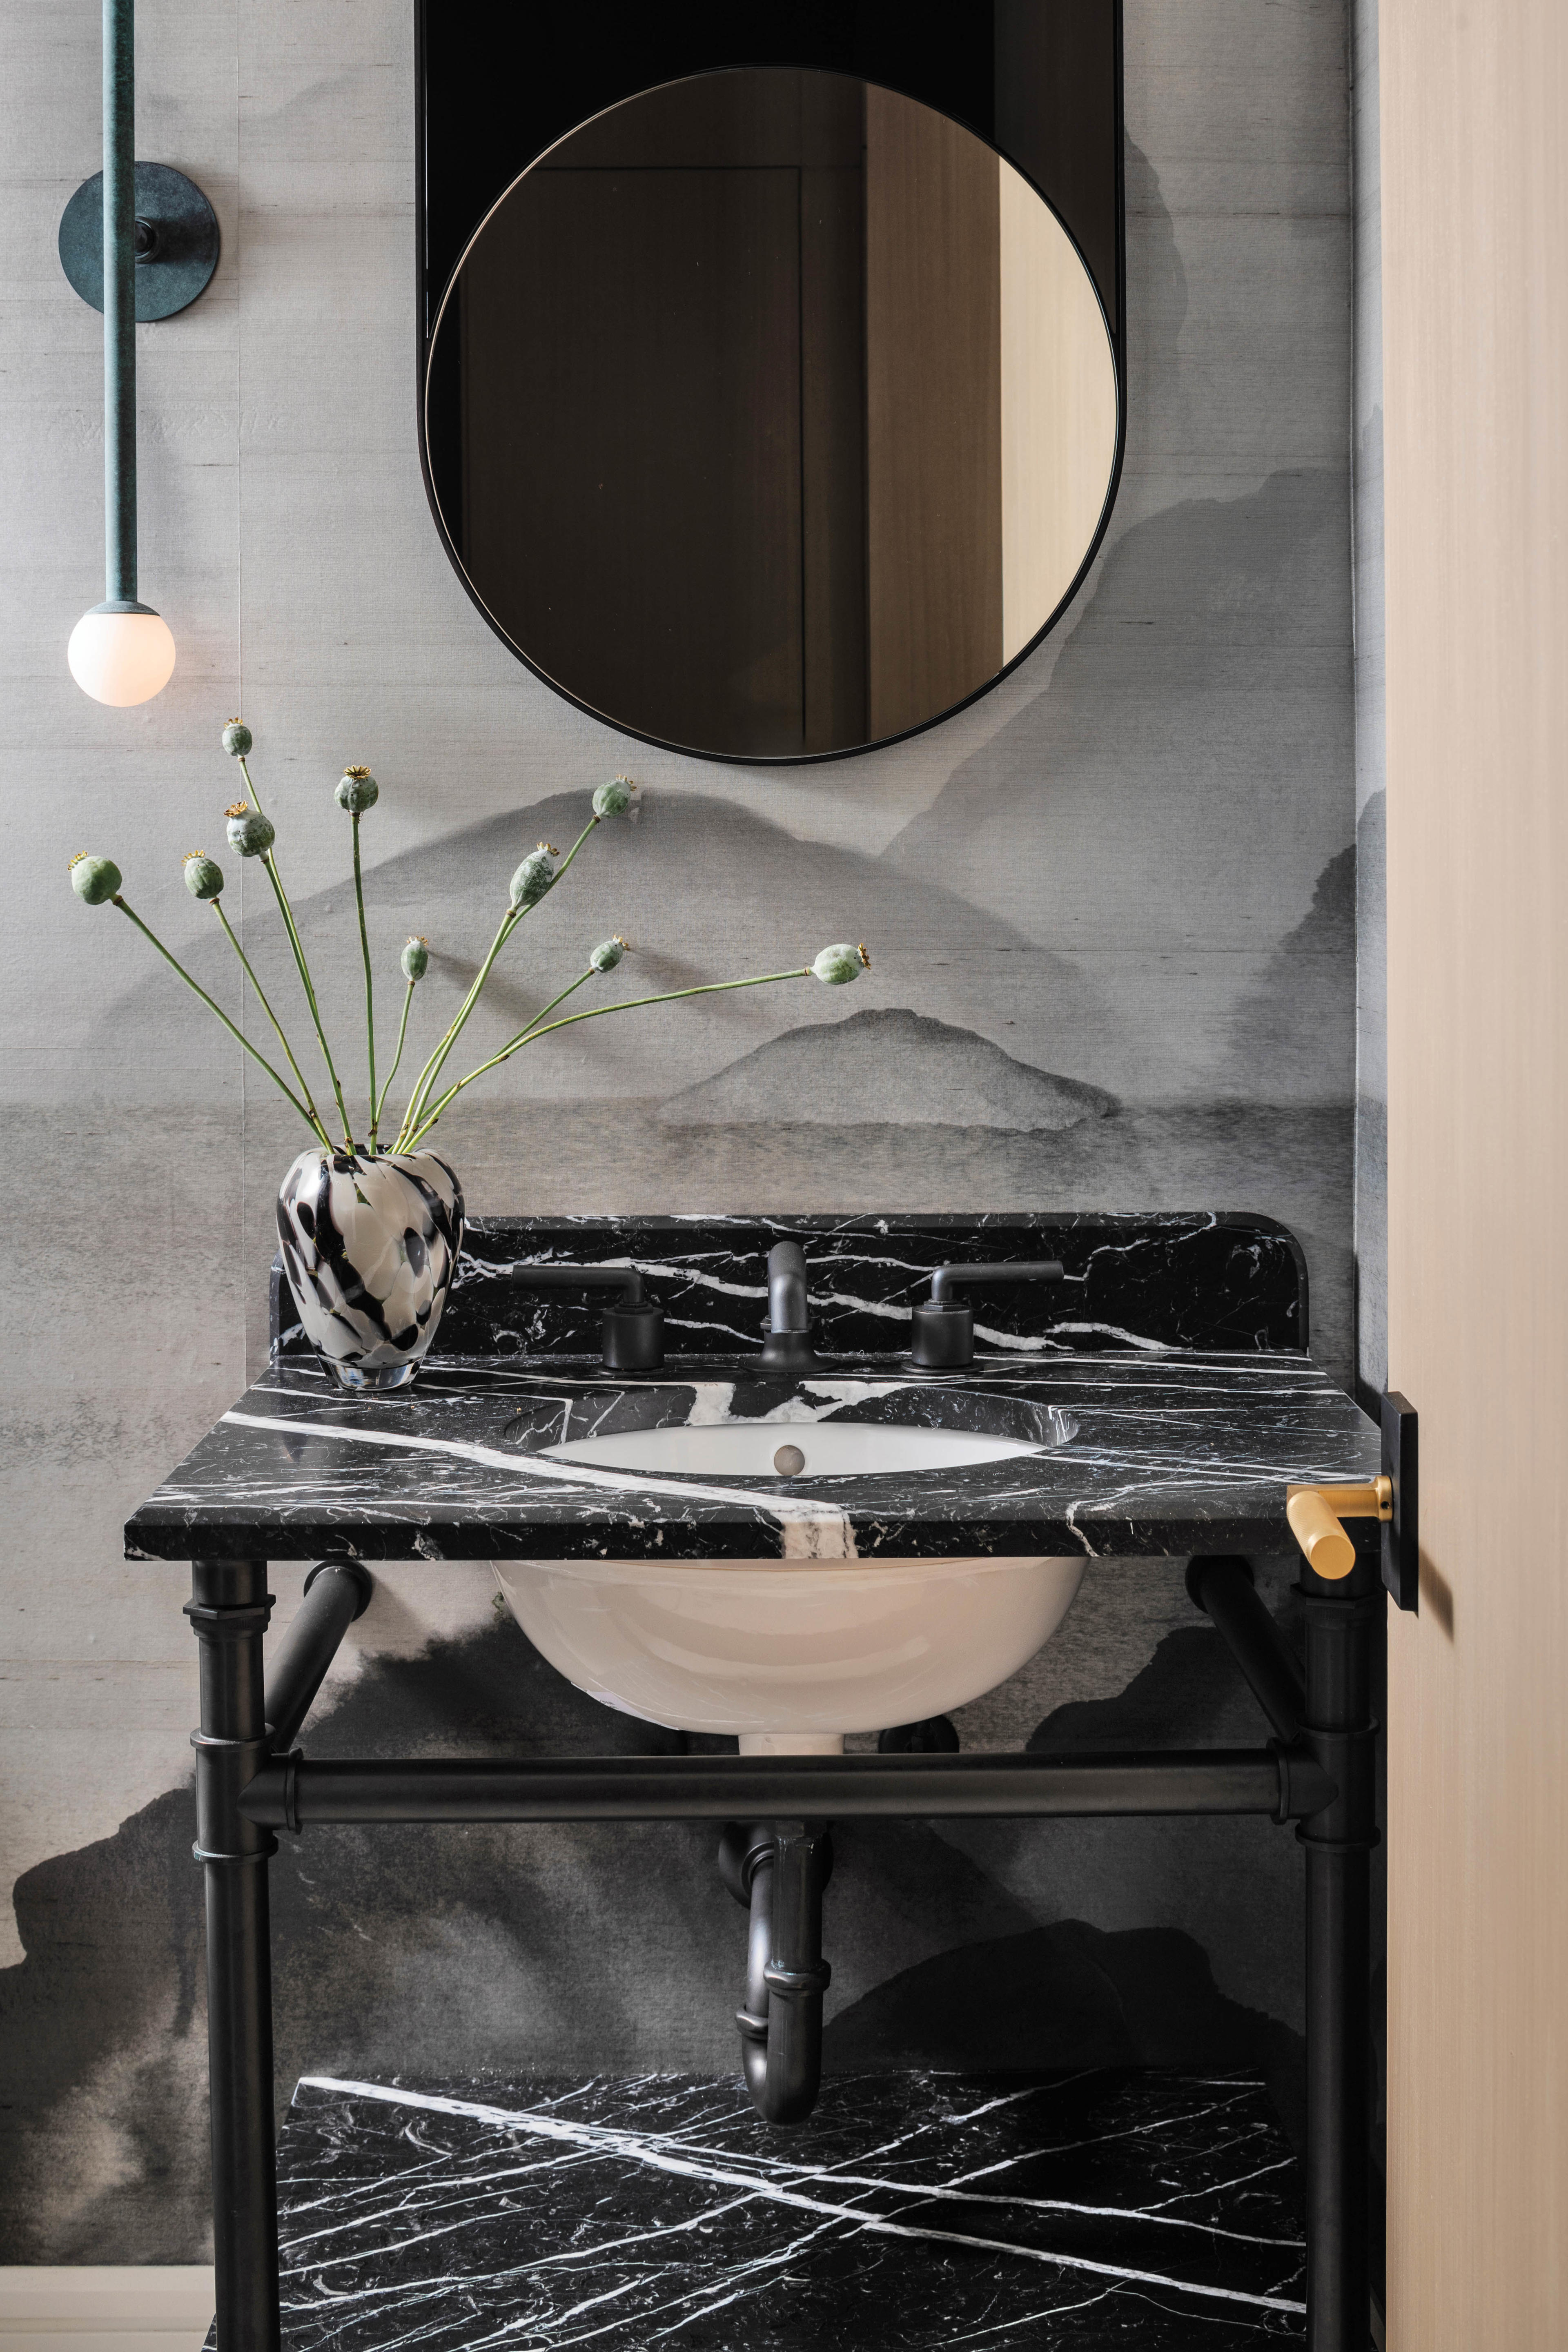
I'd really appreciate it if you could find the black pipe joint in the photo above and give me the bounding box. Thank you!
[191,1728,278,1864]
[719,1820,833,2126]
[185,1581,277,1865]
[1296,1580,1382,1854]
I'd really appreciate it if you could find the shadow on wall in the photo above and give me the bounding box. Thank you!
[826,1922,1303,2148]
[862,1615,1317,2151]
[886,462,1355,1082]
[116,783,1131,1100]
[0,1602,1305,2263]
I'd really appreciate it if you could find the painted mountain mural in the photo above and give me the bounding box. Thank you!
[660,1009,1117,1131]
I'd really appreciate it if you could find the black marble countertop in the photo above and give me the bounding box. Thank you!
[252,2067,1307,2349]
[129,1212,1377,1564]
[124,1347,1379,1564]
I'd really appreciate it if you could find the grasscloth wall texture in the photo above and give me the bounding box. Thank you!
[0,2,1354,2259]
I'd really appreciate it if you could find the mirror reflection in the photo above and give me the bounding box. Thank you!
[425,67,1120,761]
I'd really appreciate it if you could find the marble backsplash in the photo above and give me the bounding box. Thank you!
[273,1211,1310,1364]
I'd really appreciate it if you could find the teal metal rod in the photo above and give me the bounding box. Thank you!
[103,0,136,604]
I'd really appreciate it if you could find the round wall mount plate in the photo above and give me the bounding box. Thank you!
[58,162,220,321]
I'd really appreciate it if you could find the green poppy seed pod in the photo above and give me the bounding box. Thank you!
[590,935,627,973]
[812,941,871,986]
[592,774,637,820]
[509,842,557,910]
[222,719,252,758]
[401,936,430,982]
[336,765,379,813]
[69,854,122,905]
[183,853,225,901]
[225,802,276,858]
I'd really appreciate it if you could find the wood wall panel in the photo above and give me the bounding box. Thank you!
[864,86,1002,741]
[998,160,1118,664]
[1380,3,1568,2343]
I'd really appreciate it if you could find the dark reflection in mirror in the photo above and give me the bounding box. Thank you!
[425,68,1118,761]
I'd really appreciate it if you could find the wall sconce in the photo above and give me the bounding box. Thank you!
[58,0,218,706]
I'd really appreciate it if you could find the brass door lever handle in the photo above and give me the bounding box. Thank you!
[1285,1479,1393,1580]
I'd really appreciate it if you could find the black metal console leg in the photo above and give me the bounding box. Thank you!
[1298,1551,1380,2352]
[188,1558,280,2352]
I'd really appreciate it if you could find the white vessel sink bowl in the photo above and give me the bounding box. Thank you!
[495,1403,1083,1753]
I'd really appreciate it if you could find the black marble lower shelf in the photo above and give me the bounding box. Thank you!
[262,2068,1306,2349]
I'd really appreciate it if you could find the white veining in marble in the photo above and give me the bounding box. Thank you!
[220,1408,856,1532]
[267,2069,1310,2350]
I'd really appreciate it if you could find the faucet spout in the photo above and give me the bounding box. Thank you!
[768,1239,808,1332]
[762,1239,824,1369]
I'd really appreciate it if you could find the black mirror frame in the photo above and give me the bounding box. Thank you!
[413,3,1126,769]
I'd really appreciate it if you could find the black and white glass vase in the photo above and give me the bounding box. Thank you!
[276,1147,465,1389]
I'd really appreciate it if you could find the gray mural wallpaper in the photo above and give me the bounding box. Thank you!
[0,1,1356,2263]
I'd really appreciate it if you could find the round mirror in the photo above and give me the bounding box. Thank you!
[423,67,1120,764]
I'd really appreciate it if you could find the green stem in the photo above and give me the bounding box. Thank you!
[548,813,602,891]
[212,900,332,1149]
[403,967,810,1151]
[373,979,414,1143]
[236,753,265,817]
[512,963,597,1041]
[234,748,353,1142]
[399,814,604,1141]
[395,965,596,1152]
[352,810,376,1139]
[111,898,322,1135]
[399,904,519,1140]
[260,851,354,1148]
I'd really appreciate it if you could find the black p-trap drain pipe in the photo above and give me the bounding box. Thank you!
[719,1820,834,2124]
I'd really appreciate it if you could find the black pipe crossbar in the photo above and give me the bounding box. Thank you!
[263,1562,371,1753]
[1187,1555,1307,1742]
[239,1744,1336,1830]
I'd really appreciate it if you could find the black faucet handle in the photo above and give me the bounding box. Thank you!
[911,1259,1066,1369]
[510,1262,664,1370]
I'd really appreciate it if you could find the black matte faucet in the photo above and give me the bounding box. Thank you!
[508,1262,664,1369]
[760,1238,824,1370]
[910,1258,1065,1368]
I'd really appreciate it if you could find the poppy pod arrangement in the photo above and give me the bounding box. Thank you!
[72,726,871,1389]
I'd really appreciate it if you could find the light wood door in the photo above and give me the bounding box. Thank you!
[864,86,1002,739]
[1381,3,1568,2343]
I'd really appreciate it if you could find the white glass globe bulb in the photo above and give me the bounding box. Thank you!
[67,604,177,706]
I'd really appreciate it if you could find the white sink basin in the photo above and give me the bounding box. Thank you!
[498,1400,1083,1753]
[539,1421,1046,1479]
[495,1544,1084,1753]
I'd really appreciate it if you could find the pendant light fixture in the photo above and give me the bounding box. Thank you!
[60,1,218,706]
